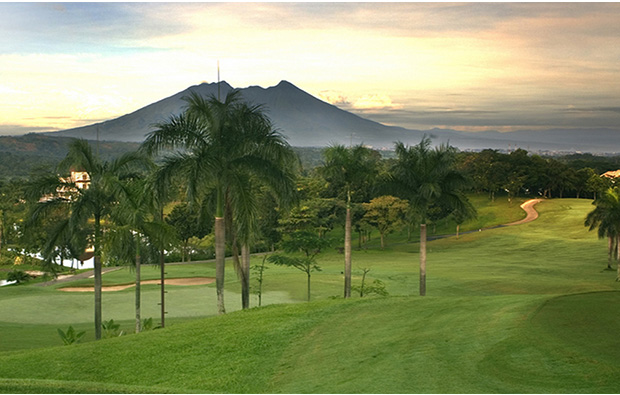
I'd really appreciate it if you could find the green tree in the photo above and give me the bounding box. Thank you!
[166,202,211,262]
[27,139,147,339]
[362,195,409,249]
[585,186,620,277]
[389,137,472,296]
[142,90,297,313]
[267,230,329,302]
[319,144,379,298]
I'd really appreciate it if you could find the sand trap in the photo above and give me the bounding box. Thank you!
[59,277,215,292]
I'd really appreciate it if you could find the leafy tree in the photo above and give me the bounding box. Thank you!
[27,139,148,339]
[585,186,620,277]
[320,144,379,298]
[267,230,329,301]
[142,90,297,313]
[389,137,472,296]
[166,202,211,262]
[362,195,408,249]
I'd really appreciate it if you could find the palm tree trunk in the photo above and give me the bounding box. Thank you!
[215,187,226,315]
[160,208,165,329]
[380,232,385,249]
[617,235,620,281]
[307,272,311,302]
[344,192,352,298]
[135,240,141,333]
[456,224,460,240]
[215,216,226,314]
[241,243,250,309]
[94,215,102,340]
[608,236,613,269]
[420,223,427,296]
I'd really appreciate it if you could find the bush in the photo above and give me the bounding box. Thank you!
[57,326,85,345]
[102,319,124,338]
[6,270,31,284]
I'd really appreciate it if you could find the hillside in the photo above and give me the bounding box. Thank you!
[0,134,140,178]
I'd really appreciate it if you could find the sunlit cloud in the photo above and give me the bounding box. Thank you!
[318,91,350,107]
[352,95,402,110]
[1,2,620,135]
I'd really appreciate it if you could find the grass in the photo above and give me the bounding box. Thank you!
[0,195,619,393]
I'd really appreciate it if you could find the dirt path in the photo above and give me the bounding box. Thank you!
[505,199,544,226]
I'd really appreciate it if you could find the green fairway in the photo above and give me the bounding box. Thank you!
[1,197,619,393]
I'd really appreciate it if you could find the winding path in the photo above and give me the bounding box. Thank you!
[505,199,544,226]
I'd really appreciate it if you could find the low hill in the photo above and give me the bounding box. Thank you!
[0,293,619,393]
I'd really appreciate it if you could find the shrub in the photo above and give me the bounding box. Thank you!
[102,319,124,338]
[57,326,85,345]
[6,270,31,284]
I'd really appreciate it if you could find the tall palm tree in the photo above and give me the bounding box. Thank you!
[142,90,297,313]
[320,144,378,298]
[389,137,473,296]
[28,139,148,339]
[585,186,620,278]
[107,177,176,333]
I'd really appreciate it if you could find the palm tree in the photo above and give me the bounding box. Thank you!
[28,139,148,339]
[106,176,175,333]
[585,186,620,278]
[389,137,473,296]
[142,90,297,313]
[320,144,378,298]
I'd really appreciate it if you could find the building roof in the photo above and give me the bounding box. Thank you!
[601,170,620,178]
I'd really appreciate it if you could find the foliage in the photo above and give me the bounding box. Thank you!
[141,317,157,331]
[102,319,124,338]
[56,325,85,345]
[251,255,269,307]
[166,202,211,262]
[142,89,298,314]
[585,186,620,276]
[6,269,31,284]
[362,195,409,248]
[352,279,388,297]
[268,230,329,301]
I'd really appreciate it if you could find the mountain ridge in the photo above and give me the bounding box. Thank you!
[46,81,620,153]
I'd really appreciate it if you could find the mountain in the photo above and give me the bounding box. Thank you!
[49,80,432,148]
[48,81,620,153]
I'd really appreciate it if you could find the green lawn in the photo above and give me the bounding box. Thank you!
[0,196,619,393]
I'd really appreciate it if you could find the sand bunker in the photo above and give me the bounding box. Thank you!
[59,277,215,292]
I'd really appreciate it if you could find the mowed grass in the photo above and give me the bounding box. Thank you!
[1,197,620,392]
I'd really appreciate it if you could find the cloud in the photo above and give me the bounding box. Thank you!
[352,95,402,110]
[318,91,349,106]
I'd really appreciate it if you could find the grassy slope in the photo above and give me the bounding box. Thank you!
[1,197,620,392]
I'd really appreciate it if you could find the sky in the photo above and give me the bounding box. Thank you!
[1,2,620,136]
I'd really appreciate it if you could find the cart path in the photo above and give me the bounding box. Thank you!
[505,199,544,226]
